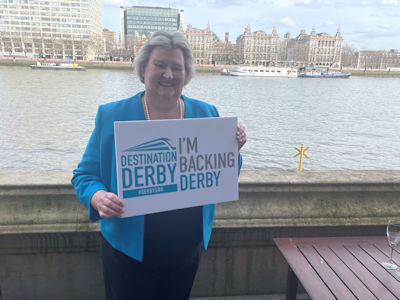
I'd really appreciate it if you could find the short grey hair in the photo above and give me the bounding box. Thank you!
[135,31,194,86]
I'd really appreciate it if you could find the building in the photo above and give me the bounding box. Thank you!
[102,28,116,56]
[120,5,183,49]
[183,24,213,65]
[102,28,115,44]
[0,0,102,59]
[286,27,343,68]
[235,25,282,66]
[355,49,400,70]
[212,32,236,65]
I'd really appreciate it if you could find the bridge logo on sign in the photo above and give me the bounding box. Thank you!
[123,138,176,152]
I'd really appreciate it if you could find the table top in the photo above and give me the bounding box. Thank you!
[274,236,400,300]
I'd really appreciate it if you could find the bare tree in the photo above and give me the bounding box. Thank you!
[341,43,357,68]
[83,36,103,60]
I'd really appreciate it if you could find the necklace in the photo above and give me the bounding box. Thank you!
[143,93,183,120]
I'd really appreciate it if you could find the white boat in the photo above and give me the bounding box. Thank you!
[229,66,298,78]
[30,61,86,71]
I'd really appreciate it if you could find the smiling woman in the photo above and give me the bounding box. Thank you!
[70,30,247,300]
[134,31,193,120]
[141,47,186,118]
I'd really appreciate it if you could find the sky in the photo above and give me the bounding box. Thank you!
[101,0,400,51]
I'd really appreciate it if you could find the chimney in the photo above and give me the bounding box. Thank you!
[225,32,229,43]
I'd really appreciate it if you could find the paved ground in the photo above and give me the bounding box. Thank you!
[191,294,310,300]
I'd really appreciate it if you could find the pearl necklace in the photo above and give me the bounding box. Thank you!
[143,93,184,120]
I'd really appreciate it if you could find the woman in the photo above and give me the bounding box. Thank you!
[72,31,247,300]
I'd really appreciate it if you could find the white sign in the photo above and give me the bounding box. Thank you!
[114,117,238,218]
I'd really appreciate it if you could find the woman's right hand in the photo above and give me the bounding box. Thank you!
[90,190,124,218]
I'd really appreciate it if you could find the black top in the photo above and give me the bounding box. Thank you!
[143,206,203,265]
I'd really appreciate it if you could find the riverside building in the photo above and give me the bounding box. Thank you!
[212,32,237,65]
[120,5,183,49]
[285,27,343,68]
[233,25,343,68]
[235,25,282,66]
[355,49,400,70]
[0,0,102,59]
[183,23,213,65]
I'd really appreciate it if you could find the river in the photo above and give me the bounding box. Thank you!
[1,65,399,172]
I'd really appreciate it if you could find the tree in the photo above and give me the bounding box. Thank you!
[85,36,104,60]
[341,43,357,68]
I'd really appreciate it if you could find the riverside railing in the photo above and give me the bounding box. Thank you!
[1,170,399,299]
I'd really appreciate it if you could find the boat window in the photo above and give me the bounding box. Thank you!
[277,70,281,73]
[260,70,264,72]
[266,70,269,72]
[254,70,258,72]
[271,70,275,72]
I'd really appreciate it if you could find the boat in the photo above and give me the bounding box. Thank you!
[228,66,298,78]
[30,61,86,71]
[299,67,350,78]
[221,68,230,75]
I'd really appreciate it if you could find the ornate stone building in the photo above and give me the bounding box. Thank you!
[286,27,343,68]
[235,25,282,66]
[355,49,400,70]
[182,23,213,65]
[0,0,102,59]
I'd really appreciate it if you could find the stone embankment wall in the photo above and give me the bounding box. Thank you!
[1,170,399,299]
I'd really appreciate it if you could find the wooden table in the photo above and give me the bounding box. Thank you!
[274,236,400,300]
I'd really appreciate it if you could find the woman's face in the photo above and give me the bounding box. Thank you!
[143,46,186,102]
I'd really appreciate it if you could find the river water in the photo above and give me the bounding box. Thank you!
[1,65,400,172]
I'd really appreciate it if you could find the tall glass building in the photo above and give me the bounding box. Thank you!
[120,5,183,48]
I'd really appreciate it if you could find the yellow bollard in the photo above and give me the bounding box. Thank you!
[294,144,309,171]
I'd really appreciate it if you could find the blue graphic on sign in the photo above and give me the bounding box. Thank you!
[123,138,176,152]
[121,138,178,199]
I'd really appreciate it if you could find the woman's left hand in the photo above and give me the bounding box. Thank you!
[236,123,247,151]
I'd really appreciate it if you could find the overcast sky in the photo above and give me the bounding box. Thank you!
[101,0,400,51]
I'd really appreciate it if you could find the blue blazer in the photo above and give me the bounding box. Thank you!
[72,91,242,261]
